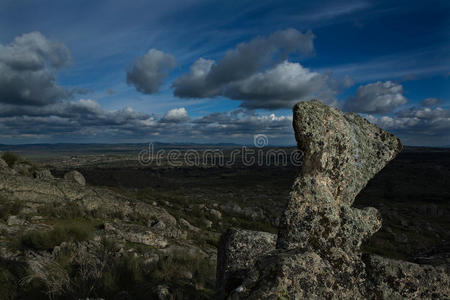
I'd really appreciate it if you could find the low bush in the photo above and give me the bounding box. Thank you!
[0,258,45,300]
[37,202,85,219]
[0,197,23,221]
[20,223,93,251]
[1,151,20,168]
[152,251,216,290]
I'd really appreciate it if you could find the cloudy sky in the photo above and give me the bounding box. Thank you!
[0,0,448,146]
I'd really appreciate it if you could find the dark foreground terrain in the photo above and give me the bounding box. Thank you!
[50,145,450,263]
[0,144,449,299]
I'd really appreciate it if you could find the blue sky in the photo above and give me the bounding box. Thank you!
[0,0,448,145]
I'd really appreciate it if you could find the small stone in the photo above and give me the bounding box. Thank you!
[64,170,86,186]
[7,215,24,226]
[209,208,222,219]
[143,254,160,266]
[33,169,54,180]
[180,270,193,280]
[203,219,213,229]
[155,285,171,300]
[179,218,200,232]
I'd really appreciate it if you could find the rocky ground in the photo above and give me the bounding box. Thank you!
[0,154,216,299]
[0,134,449,298]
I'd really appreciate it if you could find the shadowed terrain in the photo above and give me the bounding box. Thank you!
[0,144,449,299]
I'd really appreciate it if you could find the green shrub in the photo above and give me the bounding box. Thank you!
[1,151,20,168]
[0,264,18,300]
[0,258,42,300]
[152,251,215,288]
[20,223,93,251]
[37,202,84,219]
[95,254,148,298]
[0,197,23,221]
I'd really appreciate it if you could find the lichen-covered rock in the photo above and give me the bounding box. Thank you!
[237,249,366,299]
[218,100,449,299]
[277,100,401,251]
[179,218,201,232]
[0,168,182,243]
[7,215,25,226]
[216,228,276,299]
[364,254,450,299]
[104,221,169,248]
[64,170,86,186]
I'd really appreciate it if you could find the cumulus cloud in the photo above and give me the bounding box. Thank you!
[0,98,296,143]
[205,28,315,87]
[0,98,158,139]
[421,97,443,107]
[0,32,72,106]
[127,49,176,94]
[160,107,189,123]
[345,81,407,114]
[364,106,450,146]
[172,29,322,108]
[192,109,293,137]
[224,61,330,109]
[172,58,219,98]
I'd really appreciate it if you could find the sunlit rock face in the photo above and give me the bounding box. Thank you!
[216,100,449,299]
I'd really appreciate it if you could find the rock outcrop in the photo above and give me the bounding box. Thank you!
[0,157,218,299]
[0,161,184,246]
[216,100,449,299]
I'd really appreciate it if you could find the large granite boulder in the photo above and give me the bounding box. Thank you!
[277,100,401,251]
[217,100,449,299]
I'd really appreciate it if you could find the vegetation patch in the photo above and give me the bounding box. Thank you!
[18,220,97,251]
[0,197,23,221]
[1,151,20,168]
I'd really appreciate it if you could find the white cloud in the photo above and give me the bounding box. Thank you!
[224,61,330,109]
[161,107,189,123]
[345,81,407,113]
[421,97,443,107]
[172,29,322,109]
[0,100,296,143]
[363,106,450,145]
